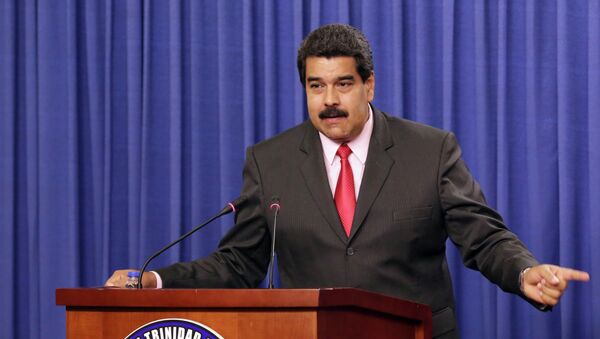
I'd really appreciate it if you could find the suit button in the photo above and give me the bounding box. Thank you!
[346,247,355,256]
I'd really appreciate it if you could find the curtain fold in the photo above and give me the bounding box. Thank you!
[1,1,598,338]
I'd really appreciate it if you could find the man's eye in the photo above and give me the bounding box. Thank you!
[338,81,353,87]
[309,83,322,89]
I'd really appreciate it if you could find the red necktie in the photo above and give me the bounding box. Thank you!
[334,144,356,237]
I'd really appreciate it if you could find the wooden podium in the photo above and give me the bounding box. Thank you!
[56,288,431,339]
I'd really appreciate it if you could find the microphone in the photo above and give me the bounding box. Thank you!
[137,196,248,289]
[267,196,280,289]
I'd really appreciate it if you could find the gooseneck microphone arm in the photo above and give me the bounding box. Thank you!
[137,196,248,289]
[267,196,281,289]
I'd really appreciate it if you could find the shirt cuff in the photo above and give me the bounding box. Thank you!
[151,271,163,289]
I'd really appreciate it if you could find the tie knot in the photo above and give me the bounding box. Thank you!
[336,144,352,159]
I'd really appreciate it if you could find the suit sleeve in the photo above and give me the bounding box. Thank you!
[438,132,539,295]
[155,147,271,288]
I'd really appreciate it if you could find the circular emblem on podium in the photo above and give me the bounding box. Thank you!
[125,318,224,339]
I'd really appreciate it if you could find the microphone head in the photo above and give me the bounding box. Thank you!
[269,196,281,211]
[226,195,248,214]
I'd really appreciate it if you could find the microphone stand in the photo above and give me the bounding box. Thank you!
[267,197,280,289]
[137,196,247,289]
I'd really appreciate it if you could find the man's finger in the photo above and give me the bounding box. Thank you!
[540,291,559,306]
[556,267,590,282]
[539,265,561,285]
[104,273,121,287]
[104,269,133,288]
[540,283,562,299]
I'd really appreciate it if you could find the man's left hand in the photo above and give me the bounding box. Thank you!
[522,264,590,306]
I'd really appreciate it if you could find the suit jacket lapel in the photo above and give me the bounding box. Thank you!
[349,107,394,240]
[299,124,350,243]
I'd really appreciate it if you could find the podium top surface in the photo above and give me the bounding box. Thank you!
[56,287,430,322]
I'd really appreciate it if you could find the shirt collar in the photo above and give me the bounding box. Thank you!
[319,104,373,165]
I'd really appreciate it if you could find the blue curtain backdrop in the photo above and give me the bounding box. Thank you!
[1,0,598,338]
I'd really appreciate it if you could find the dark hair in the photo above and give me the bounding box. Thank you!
[297,24,374,86]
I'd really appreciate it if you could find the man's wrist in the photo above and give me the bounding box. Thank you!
[519,267,531,293]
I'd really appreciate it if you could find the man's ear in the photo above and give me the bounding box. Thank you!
[366,72,375,102]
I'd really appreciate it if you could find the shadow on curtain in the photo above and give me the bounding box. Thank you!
[0,1,598,338]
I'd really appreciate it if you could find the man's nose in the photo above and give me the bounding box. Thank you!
[324,86,340,106]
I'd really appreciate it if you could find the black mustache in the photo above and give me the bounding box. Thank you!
[319,108,349,119]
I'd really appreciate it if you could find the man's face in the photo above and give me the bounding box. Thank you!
[304,56,375,143]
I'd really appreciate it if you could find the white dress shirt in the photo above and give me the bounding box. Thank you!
[318,105,373,199]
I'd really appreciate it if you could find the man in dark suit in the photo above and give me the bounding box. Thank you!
[106,24,589,338]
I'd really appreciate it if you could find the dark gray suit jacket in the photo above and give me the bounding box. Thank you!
[157,107,539,338]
